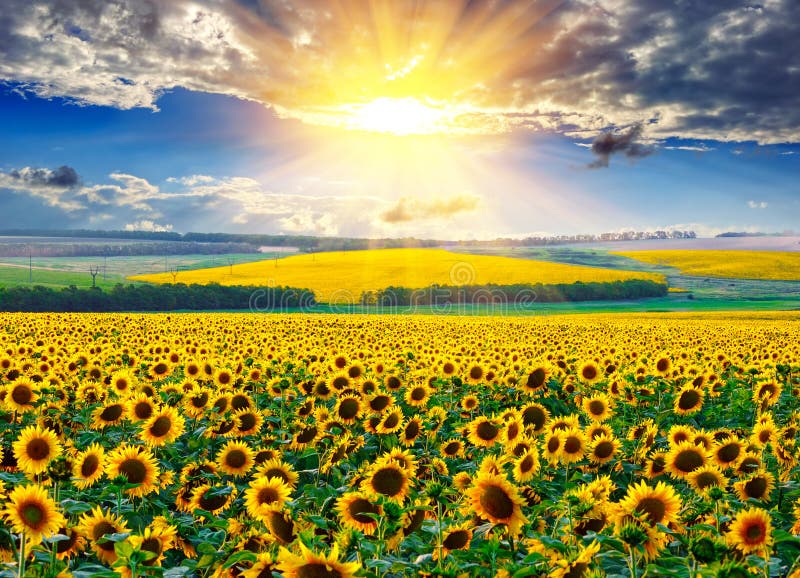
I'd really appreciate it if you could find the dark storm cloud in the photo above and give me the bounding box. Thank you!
[588,124,654,169]
[8,165,80,188]
[0,0,798,144]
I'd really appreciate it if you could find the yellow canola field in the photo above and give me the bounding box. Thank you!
[614,249,800,281]
[132,248,664,303]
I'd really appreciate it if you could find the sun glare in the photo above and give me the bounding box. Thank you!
[346,97,451,136]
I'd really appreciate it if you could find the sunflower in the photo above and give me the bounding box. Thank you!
[733,470,774,502]
[466,416,502,448]
[181,386,210,419]
[578,361,602,384]
[336,491,382,535]
[589,434,620,466]
[105,444,159,497]
[276,542,361,578]
[464,472,527,536]
[616,480,682,529]
[127,393,157,422]
[513,450,539,483]
[257,459,299,488]
[53,525,85,560]
[559,427,587,465]
[109,369,137,398]
[5,378,39,412]
[460,395,479,412]
[687,465,728,494]
[726,507,773,555]
[127,523,177,568]
[751,421,778,448]
[244,476,292,523]
[551,540,601,578]
[666,441,708,479]
[216,440,255,477]
[77,506,130,564]
[190,483,235,515]
[13,425,62,475]
[333,395,362,424]
[400,417,424,446]
[91,401,126,429]
[361,462,410,503]
[582,393,613,422]
[140,406,185,447]
[376,409,404,435]
[290,423,321,450]
[440,439,465,459]
[465,363,485,384]
[233,408,263,437]
[543,431,564,465]
[522,365,549,393]
[404,384,431,407]
[2,484,65,546]
[242,553,276,578]
[436,524,473,559]
[264,509,297,545]
[72,443,105,489]
[673,385,704,416]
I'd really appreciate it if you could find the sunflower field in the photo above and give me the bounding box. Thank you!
[1,312,800,578]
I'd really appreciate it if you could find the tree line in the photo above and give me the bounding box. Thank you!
[361,279,668,306]
[0,283,315,312]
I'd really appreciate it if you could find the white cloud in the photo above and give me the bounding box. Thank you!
[124,220,173,232]
[747,200,768,209]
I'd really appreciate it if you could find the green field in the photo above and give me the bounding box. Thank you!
[0,253,280,290]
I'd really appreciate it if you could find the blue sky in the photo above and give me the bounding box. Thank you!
[0,1,798,239]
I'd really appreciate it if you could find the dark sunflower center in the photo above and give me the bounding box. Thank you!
[563,436,582,454]
[745,522,764,542]
[81,454,100,477]
[296,563,342,578]
[262,468,289,484]
[192,392,209,407]
[257,487,280,505]
[678,390,701,410]
[11,385,33,405]
[226,449,247,469]
[141,537,162,566]
[657,359,670,372]
[744,477,767,498]
[338,399,360,419]
[198,489,228,512]
[332,376,349,390]
[444,442,460,455]
[153,363,169,375]
[149,416,172,437]
[588,400,605,416]
[21,503,44,527]
[231,394,249,410]
[717,443,741,463]
[26,438,51,461]
[443,530,470,550]
[520,455,535,472]
[386,376,401,390]
[527,368,546,389]
[410,387,426,401]
[469,366,483,380]
[56,530,78,554]
[268,511,294,544]
[135,402,153,420]
[523,406,546,430]
[119,458,147,484]
[582,365,597,380]
[443,362,455,374]
[238,413,257,431]
[372,467,404,496]
[370,396,390,412]
[635,497,666,524]
[694,472,718,489]
[296,426,318,443]
[674,449,704,473]
[382,413,400,429]
[404,421,420,439]
[594,441,614,459]
[476,421,499,441]
[100,404,124,422]
[94,521,117,550]
[348,498,379,524]
[547,436,560,453]
[479,485,514,519]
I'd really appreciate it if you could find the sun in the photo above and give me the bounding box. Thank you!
[346,97,451,136]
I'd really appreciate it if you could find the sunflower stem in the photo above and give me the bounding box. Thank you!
[18,532,25,578]
[627,544,638,578]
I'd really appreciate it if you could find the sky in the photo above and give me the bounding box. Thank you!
[0,0,798,240]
